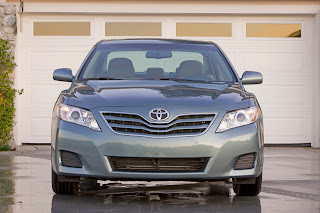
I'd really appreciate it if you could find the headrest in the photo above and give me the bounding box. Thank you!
[108,58,135,79]
[176,60,203,79]
[146,67,164,79]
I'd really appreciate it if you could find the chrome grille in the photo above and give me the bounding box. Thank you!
[60,150,83,168]
[109,157,209,172]
[102,112,215,136]
[234,153,256,170]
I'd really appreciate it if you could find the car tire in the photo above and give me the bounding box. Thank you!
[233,173,262,196]
[52,169,79,195]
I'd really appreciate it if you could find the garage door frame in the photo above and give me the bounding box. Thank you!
[313,11,320,148]
[12,3,320,148]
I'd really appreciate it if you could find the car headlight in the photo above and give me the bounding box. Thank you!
[57,104,101,131]
[216,106,259,132]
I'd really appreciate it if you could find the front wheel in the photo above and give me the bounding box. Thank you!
[52,169,79,194]
[233,173,262,196]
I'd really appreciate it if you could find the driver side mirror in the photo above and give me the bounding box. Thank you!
[53,68,73,82]
[241,71,263,85]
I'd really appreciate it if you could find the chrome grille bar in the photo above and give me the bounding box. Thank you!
[101,112,216,137]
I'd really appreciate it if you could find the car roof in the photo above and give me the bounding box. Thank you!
[99,39,217,46]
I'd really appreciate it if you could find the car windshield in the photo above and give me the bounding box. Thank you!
[79,42,237,82]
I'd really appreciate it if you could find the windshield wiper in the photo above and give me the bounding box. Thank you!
[84,77,123,80]
[158,78,211,83]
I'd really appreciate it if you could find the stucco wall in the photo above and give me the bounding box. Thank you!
[0,3,16,52]
[0,2,16,80]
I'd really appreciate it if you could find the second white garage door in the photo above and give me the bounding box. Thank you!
[18,14,314,145]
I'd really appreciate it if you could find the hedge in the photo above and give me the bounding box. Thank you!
[0,39,23,151]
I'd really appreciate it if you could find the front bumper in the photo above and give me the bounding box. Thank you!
[51,108,263,181]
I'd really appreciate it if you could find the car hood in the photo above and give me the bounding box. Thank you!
[65,80,250,111]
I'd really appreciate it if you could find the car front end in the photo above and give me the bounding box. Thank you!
[51,39,264,196]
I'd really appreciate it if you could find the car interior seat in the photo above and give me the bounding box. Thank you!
[107,58,135,79]
[176,60,204,79]
[146,67,164,79]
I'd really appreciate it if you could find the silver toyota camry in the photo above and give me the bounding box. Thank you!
[51,39,264,196]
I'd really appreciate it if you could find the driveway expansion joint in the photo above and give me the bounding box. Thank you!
[262,187,320,201]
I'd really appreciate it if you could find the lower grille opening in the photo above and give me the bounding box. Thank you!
[234,153,256,170]
[60,150,83,168]
[109,157,209,172]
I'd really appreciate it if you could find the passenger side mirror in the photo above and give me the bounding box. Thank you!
[241,71,263,85]
[53,68,73,82]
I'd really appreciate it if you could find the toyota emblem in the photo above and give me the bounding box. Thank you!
[149,108,169,121]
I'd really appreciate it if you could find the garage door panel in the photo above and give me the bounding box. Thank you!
[19,84,69,105]
[30,85,69,103]
[30,77,71,86]
[265,118,310,143]
[21,106,54,116]
[242,52,304,71]
[21,49,86,143]
[258,71,312,86]
[30,51,88,75]
[261,107,311,119]
[265,118,306,137]
[246,85,308,105]
[28,68,75,85]
[258,77,311,86]
[20,112,52,143]
[30,118,51,137]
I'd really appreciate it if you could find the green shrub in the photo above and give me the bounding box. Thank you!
[0,39,23,151]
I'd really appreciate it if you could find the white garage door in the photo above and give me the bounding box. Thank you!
[18,14,314,144]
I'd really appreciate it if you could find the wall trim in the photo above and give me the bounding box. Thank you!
[20,3,320,15]
[14,5,22,146]
[313,11,320,148]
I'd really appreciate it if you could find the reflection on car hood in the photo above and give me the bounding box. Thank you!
[65,80,250,111]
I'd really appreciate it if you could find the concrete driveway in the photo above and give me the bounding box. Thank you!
[0,146,319,213]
